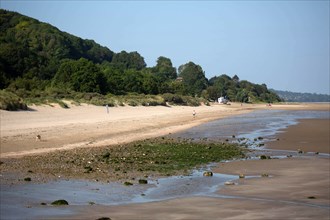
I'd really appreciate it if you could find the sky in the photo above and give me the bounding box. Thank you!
[1,1,329,94]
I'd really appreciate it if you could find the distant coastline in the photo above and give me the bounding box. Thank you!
[271,89,330,102]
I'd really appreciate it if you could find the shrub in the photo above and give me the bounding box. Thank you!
[0,90,28,111]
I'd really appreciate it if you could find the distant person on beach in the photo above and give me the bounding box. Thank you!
[106,104,109,114]
[192,110,196,118]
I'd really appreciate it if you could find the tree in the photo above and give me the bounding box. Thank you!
[153,56,177,81]
[111,51,146,71]
[178,62,208,96]
[52,58,106,94]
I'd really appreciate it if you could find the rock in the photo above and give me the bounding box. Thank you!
[203,171,213,177]
[260,155,271,160]
[239,174,245,178]
[138,179,148,184]
[24,177,31,181]
[124,181,133,186]
[224,181,235,185]
[261,173,269,177]
[51,199,69,205]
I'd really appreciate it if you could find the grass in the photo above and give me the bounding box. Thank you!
[0,90,28,110]
[2,89,209,110]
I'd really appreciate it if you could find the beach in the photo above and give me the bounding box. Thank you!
[1,102,328,158]
[0,102,329,219]
[61,109,330,220]
[1,103,251,157]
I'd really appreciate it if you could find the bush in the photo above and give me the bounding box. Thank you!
[161,93,202,106]
[0,90,28,111]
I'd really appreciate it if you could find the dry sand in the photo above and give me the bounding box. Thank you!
[1,102,329,219]
[0,103,250,157]
[1,102,328,158]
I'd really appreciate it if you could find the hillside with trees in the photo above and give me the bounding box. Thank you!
[0,9,281,110]
[272,90,329,102]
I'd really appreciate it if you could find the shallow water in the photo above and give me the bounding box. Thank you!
[0,170,239,219]
[1,109,329,219]
[170,110,329,148]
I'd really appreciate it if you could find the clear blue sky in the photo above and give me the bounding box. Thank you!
[1,1,329,94]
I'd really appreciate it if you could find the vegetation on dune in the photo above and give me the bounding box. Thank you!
[0,9,281,111]
[0,90,27,110]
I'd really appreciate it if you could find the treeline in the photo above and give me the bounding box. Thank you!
[0,9,281,106]
[272,90,330,102]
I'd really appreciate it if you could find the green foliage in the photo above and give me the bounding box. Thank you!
[178,62,208,96]
[0,89,27,110]
[161,93,203,106]
[52,58,106,94]
[208,75,281,103]
[0,9,282,104]
[0,9,113,88]
[111,50,146,70]
[273,89,329,102]
[152,56,177,81]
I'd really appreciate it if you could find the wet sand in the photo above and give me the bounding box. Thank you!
[267,118,330,154]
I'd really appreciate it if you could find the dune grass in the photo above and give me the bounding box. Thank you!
[0,90,27,111]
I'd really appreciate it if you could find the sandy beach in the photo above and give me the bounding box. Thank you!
[0,103,251,158]
[0,102,329,219]
[1,102,328,158]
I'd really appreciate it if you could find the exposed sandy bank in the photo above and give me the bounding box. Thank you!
[266,118,330,154]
